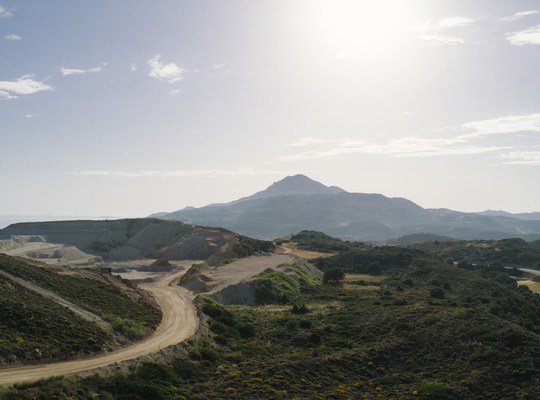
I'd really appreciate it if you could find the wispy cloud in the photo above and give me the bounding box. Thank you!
[280,137,505,161]
[411,16,475,45]
[0,75,53,101]
[148,55,183,83]
[501,151,540,165]
[5,34,21,41]
[281,113,540,164]
[60,64,105,76]
[287,137,330,147]
[73,168,286,178]
[460,113,540,137]
[0,5,13,17]
[24,114,39,119]
[506,25,540,45]
[499,10,538,22]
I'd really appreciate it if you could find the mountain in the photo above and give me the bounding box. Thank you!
[0,218,274,266]
[477,210,540,221]
[156,175,540,241]
[233,174,346,203]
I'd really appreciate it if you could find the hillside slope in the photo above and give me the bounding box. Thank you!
[8,236,540,399]
[0,254,160,365]
[0,218,274,265]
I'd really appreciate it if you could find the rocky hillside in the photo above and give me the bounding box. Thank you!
[0,218,274,265]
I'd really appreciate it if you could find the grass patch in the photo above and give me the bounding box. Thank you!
[518,280,540,294]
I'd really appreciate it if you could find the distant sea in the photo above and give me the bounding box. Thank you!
[0,215,123,230]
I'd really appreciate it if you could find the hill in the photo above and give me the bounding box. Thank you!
[8,235,540,399]
[0,254,160,366]
[477,210,540,221]
[155,176,540,241]
[403,237,540,269]
[0,218,274,266]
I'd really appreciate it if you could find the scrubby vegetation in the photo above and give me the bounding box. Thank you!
[407,237,540,269]
[0,255,161,341]
[0,274,108,364]
[233,235,276,257]
[290,230,358,252]
[5,236,540,399]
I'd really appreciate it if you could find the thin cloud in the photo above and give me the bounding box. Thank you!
[460,113,540,138]
[60,64,105,76]
[148,55,183,83]
[279,137,505,161]
[287,137,330,147]
[501,151,540,165]
[0,5,13,17]
[506,25,540,45]
[499,10,538,22]
[411,16,475,45]
[0,75,53,100]
[73,168,286,178]
[5,34,21,41]
[213,63,229,69]
[414,35,465,45]
[24,114,39,119]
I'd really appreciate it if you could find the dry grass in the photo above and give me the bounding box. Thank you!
[344,274,386,283]
[343,274,385,291]
[518,280,540,294]
[280,243,335,260]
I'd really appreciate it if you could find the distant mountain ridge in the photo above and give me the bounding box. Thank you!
[476,210,540,221]
[154,175,540,242]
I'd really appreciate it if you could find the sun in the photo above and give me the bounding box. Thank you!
[296,0,416,59]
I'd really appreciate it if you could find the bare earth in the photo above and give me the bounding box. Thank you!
[205,254,293,293]
[0,267,198,386]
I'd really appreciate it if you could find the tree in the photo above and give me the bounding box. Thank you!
[323,268,345,284]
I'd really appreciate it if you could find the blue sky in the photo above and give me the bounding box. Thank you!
[2,0,540,217]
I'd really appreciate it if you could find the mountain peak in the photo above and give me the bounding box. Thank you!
[247,174,346,200]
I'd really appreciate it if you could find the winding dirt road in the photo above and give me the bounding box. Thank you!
[0,269,199,386]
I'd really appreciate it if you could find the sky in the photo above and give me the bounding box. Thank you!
[2,0,540,218]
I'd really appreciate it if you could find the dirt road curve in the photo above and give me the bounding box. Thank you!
[0,269,198,386]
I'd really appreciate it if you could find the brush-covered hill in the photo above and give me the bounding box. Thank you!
[0,254,160,365]
[155,175,540,242]
[0,218,274,266]
[9,233,540,399]
[402,237,540,269]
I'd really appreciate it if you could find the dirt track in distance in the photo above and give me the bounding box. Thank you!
[205,253,293,293]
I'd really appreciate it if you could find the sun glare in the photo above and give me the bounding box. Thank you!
[298,0,415,59]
